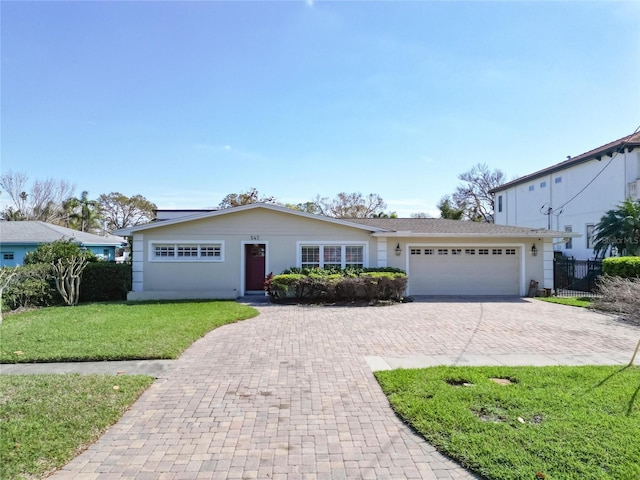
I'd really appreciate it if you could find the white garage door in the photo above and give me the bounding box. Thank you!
[408,246,521,295]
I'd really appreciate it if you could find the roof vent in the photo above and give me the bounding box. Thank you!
[566,155,571,160]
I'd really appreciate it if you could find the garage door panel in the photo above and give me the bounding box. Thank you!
[408,247,520,295]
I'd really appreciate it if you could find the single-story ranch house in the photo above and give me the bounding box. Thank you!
[114,203,578,300]
[0,221,126,267]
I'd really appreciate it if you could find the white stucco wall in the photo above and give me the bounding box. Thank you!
[494,149,640,260]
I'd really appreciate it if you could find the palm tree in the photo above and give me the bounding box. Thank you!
[66,191,102,233]
[593,198,640,258]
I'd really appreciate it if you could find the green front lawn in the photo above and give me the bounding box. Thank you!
[376,365,640,480]
[536,296,594,308]
[0,374,154,480]
[0,301,259,363]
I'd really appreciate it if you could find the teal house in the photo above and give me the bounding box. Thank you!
[0,221,125,267]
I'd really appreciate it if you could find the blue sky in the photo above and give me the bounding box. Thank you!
[2,1,639,216]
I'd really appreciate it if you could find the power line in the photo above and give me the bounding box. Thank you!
[552,125,640,214]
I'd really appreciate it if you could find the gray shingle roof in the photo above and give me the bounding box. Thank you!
[347,218,572,237]
[0,221,125,245]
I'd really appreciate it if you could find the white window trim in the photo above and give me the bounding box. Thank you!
[586,224,595,249]
[295,241,369,269]
[148,240,225,262]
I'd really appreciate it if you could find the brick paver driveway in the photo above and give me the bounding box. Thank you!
[52,298,638,480]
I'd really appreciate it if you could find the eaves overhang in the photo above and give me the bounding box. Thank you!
[370,231,581,238]
[489,132,640,194]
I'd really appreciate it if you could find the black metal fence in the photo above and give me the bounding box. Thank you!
[553,258,602,297]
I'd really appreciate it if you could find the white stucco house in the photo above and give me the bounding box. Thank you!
[114,203,576,300]
[490,131,640,260]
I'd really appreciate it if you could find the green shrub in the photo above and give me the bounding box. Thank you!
[282,266,405,276]
[266,268,407,304]
[23,240,96,265]
[79,263,132,302]
[602,257,640,278]
[1,264,60,311]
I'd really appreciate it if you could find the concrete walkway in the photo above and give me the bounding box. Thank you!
[0,359,176,377]
[38,298,637,479]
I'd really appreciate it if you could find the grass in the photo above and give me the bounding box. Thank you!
[536,296,594,308]
[375,365,640,480]
[0,374,154,480]
[0,300,259,363]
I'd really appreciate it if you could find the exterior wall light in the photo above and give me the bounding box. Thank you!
[395,243,402,256]
[531,243,538,256]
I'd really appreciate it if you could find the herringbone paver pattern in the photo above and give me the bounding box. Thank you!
[51,298,637,479]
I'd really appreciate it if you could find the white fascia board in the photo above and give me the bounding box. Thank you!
[371,231,580,238]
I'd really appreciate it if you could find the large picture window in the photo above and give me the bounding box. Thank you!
[150,242,223,262]
[299,244,365,269]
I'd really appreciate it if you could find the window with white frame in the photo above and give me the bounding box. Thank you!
[301,246,320,268]
[154,245,175,257]
[505,248,516,255]
[300,244,365,269]
[451,248,462,255]
[565,226,573,249]
[201,245,222,257]
[528,185,535,191]
[438,249,448,255]
[498,195,503,213]
[465,249,475,255]
[540,181,547,188]
[323,245,342,269]
[410,248,421,255]
[424,248,434,255]
[479,249,489,255]
[151,242,223,261]
[177,245,198,257]
[555,177,562,184]
[492,248,503,255]
[345,246,364,267]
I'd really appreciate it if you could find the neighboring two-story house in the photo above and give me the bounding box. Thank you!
[490,132,640,260]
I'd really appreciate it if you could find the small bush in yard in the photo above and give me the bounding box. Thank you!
[266,268,407,304]
[1,264,60,311]
[602,256,640,278]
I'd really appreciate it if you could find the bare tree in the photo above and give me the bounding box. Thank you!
[314,192,386,218]
[52,256,88,306]
[410,212,431,218]
[0,170,75,223]
[450,163,505,222]
[98,192,157,231]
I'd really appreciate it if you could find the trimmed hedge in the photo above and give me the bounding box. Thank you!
[602,257,640,278]
[1,262,132,312]
[79,263,132,302]
[265,269,407,304]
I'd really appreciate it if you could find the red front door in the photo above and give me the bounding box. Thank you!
[245,243,266,291]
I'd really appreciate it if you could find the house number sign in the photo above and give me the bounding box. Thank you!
[250,235,260,241]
